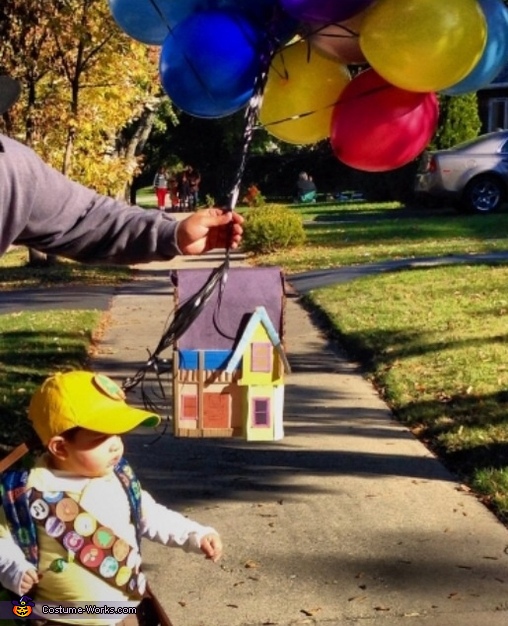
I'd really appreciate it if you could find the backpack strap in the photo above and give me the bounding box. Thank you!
[114,458,143,549]
[0,470,38,567]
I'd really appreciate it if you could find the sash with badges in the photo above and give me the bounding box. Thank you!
[29,488,146,599]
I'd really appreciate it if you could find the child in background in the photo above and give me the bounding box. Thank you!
[0,371,222,624]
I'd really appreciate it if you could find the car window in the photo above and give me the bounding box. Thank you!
[500,139,508,154]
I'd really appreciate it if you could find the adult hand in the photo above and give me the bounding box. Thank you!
[176,208,243,255]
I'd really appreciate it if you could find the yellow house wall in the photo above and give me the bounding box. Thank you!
[239,324,284,386]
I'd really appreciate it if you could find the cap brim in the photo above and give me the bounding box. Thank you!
[81,405,161,436]
[0,76,21,114]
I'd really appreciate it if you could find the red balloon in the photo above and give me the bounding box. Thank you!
[330,69,439,172]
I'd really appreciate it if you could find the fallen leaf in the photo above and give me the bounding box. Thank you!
[177,601,186,607]
[374,606,391,611]
[245,560,260,569]
[300,607,321,616]
[226,604,239,609]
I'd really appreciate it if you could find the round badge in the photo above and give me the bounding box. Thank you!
[42,491,64,504]
[55,498,79,523]
[126,549,141,571]
[63,531,85,553]
[136,572,147,596]
[49,558,68,573]
[45,516,66,538]
[30,498,50,521]
[93,374,126,401]
[74,512,97,537]
[79,544,104,568]
[115,566,132,587]
[112,538,130,562]
[93,527,115,550]
[99,556,119,579]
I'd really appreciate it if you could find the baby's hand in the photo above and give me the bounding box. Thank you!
[20,569,39,595]
[200,533,223,562]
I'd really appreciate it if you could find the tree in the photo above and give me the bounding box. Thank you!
[432,93,482,151]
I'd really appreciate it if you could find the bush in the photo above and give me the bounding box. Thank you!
[242,204,306,254]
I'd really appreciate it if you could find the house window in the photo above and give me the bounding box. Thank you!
[487,98,508,132]
[251,343,272,372]
[252,398,271,427]
[181,394,197,419]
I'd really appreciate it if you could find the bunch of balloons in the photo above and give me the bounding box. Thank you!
[109,0,508,172]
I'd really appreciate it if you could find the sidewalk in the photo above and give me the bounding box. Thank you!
[92,250,508,626]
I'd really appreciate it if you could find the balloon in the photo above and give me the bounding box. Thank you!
[443,0,508,95]
[308,10,367,65]
[259,41,351,144]
[360,0,487,92]
[159,11,263,118]
[281,0,375,23]
[330,69,439,172]
[109,0,174,45]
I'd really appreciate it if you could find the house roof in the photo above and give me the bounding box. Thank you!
[225,306,291,374]
[175,267,285,350]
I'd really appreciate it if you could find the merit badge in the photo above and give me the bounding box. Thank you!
[45,516,66,538]
[115,566,132,587]
[93,374,126,401]
[74,512,97,537]
[99,556,119,579]
[55,497,79,522]
[63,531,85,553]
[93,526,115,550]
[79,545,104,568]
[42,491,64,504]
[30,499,50,521]
[49,558,68,573]
[112,538,130,562]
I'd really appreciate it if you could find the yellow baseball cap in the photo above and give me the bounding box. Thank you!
[28,371,160,445]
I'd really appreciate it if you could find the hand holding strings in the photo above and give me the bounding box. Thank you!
[176,208,244,255]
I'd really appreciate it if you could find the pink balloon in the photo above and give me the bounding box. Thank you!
[308,12,366,65]
[330,69,439,172]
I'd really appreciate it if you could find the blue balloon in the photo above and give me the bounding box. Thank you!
[108,0,175,45]
[443,0,508,95]
[159,10,263,118]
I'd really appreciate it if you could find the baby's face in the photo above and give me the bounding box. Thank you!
[59,429,124,477]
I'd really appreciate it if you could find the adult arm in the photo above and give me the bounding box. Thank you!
[0,135,243,263]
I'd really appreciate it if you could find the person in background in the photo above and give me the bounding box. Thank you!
[296,171,317,203]
[177,169,190,210]
[153,166,168,211]
[0,76,243,265]
[187,166,201,210]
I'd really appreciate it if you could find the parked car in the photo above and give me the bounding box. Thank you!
[415,130,508,213]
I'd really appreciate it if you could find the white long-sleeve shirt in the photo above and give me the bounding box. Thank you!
[0,458,217,623]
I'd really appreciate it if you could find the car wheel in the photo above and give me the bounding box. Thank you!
[463,175,505,213]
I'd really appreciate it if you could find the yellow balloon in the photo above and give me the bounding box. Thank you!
[259,40,351,144]
[360,0,487,92]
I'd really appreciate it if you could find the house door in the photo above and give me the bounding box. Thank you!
[203,392,230,428]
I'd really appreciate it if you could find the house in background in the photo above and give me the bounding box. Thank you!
[478,64,508,132]
[172,267,290,441]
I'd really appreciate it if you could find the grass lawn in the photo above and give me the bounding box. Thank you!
[249,203,508,523]
[255,204,508,272]
[0,247,133,449]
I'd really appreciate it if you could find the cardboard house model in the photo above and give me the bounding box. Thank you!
[172,267,290,441]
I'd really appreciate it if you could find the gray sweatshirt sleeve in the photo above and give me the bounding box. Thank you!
[0,134,181,264]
